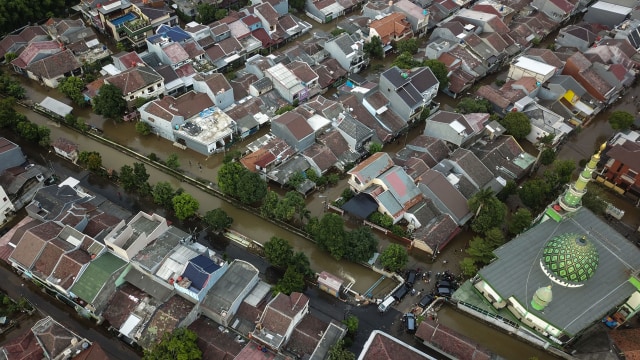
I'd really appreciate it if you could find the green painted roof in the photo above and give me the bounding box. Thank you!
[542,233,599,285]
[70,252,126,303]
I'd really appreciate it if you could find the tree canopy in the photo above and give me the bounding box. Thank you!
[456,97,491,114]
[392,52,420,69]
[343,227,378,263]
[136,121,152,135]
[217,162,267,204]
[58,76,86,105]
[468,189,506,234]
[364,36,383,60]
[313,213,347,260]
[423,59,449,90]
[379,244,408,272]
[508,208,532,235]
[609,110,634,130]
[143,328,202,360]
[93,84,127,119]
[78,151,103,172]
[273,266,306,295]
[395,38,419,55]
[152,182,176,209]
[264,236,294,269]
[203,208,233,233]
[501,112,531,139]
[172,192,199,220]
[540,148,556,165]
[0,0,72,36]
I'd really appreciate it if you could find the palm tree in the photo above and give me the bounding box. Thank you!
[468,188,495,216]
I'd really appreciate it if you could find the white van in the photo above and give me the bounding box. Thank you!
[378,296,395,312]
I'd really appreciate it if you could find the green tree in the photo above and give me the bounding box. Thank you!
[379,244,408,272]
[423,59,449,89]
[396,38,419,55]
[290,251,314,278]
[172,192,199,220]
[214,9,227,20]
[466,236,495,264]
[419,106,431,121]
[264,236,294,269]
[17,121,39,142]
[342,315,359,338]
[237,170,267,204]
[456,97,491,114]
[261,191,280,218]
[6,83,25,99]
[368,142,383,153]
[273,266,305,295]
[344,227,378,263]
[78,151,103,172]
[37,125,50,147]
[392,51,420,69]
[484,227,505,248]
[116,42,127,52]
[497,180,517,201]
[217,161,244,197]
[609,110,634,130]
[93,83,127,119]
[459,257,478,277]
[551,159,576,184]
[223,150,242,164]
[165,153,180,170]
[328,340,356,360]
[313,213,347,260]
[540,148,556,166]
[331,28,346,36]
[369,212,394,228]
[290,0,305,11]
[134,97,151,109]
[508,208,532,235]
[119,165,137,192]
[582,183,607,215]
[152,181,176,208]
[501,112,531,139]
[518,179,550,210]
[4,52,17,62]
[203,208,233,233]
[468,189,506,234]
[58,76,86,105]
[196,3,217,24]
[135,121,152,135]
[143,328,202,360]
[364,36,384,60]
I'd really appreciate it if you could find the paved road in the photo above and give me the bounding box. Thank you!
[0,264,141,359]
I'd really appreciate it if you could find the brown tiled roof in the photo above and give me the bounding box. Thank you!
[103,283,149,329]
[32,317,77,359]
[286,314,327,357]
[188,317,244,360]
[83,212,120,238]
[183,41,205,59]
[71,343,110,360]
[225,96,264,120]
[481,32,508,53]
[32,238,74,278]
[524,48,564,68]
[139,295,193,348]
[196,72,231,93]
[370,12,412,44]
[20,26,47,42]
[418,169,469,221]
[52,138,78,154]
[115,51,144,69]
[49,249,91,290]
[106,65,162,95]
[342,94,393,143]
[415,320,493,360]
[274,111,314,140]
[0,330,43,360]
[11,41,61,69]
[476,85,511,110]
[256,3,279,25]
[11,222,63,268]
[162,43,189,64]
[261,292,309,336]
[286,61,317,84]
[606,141,640,173]
[550,0,575,13]
[303,144,338,173]
[230,73,259,101]
[610,328,640,360]
[360,331,432,360]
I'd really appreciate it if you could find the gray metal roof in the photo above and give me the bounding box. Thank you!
[479,207,640,336]
[202,260,258,313]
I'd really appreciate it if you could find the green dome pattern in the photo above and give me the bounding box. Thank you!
[542,233,599,285]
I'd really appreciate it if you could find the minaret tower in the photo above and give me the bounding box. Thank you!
[558,142,606,212]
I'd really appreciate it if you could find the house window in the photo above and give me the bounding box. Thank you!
[148,117,155,122]
[2,197,6,202]
[129,95,134,100]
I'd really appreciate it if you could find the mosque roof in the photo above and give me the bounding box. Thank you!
[541,233,599,286]
[478,207,640,336]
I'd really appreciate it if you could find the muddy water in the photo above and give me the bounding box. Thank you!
[17,106,388,295]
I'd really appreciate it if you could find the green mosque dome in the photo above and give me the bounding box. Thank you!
[541,233,599,286]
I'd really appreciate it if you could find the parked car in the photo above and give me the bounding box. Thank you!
[437,280,456,289]
[436,287,452,298]
[405,270,417,288]
[378,296,395,313]
[418,294,435,308]
[403,313,417,333]
[392,285,410,302]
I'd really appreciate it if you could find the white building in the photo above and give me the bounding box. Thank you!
[0,186,15,225]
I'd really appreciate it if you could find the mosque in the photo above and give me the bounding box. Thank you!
[472,143,640,346]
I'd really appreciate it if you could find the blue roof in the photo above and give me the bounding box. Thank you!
[182,255,220,290]
[156,24,191,43]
